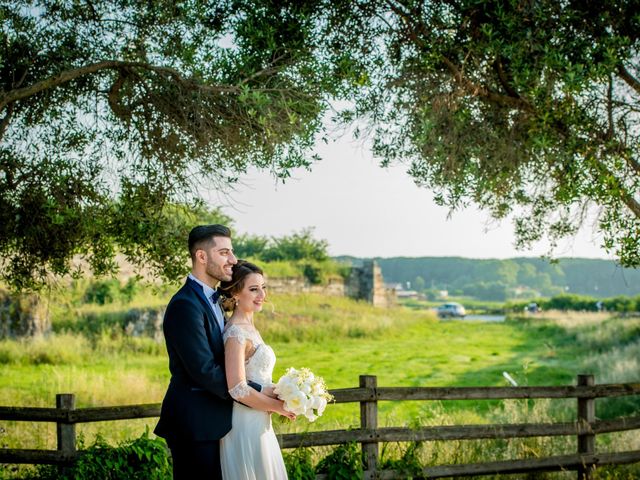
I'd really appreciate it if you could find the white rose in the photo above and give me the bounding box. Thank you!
[274,376,297,398]
[312,381,325,396]
[316,397,328,415]
[300,382,312,395]
[309,396,322,410]
[285,391,309,415]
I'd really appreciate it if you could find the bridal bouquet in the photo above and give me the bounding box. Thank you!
[274,367,333,422]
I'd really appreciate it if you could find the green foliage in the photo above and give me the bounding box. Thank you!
[379,441,424,477]
[283,448,316,480]
[34,431,171,480]
[235,229,348,285]
[301,262,325,285]
[83,280,122,305]
[315,442,363,479]
[506,294,640,313]
[461,281,508,302]
[324,0,640,267]
[83,278,139,305]
[1,0,346,289]
[237,228,329,263]
[358,256,640,300]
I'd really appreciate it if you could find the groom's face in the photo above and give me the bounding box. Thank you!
[203,236,237,283]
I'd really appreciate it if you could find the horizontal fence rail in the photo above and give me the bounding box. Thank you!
[1,375,639,479]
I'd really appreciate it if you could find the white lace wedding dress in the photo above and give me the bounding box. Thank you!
[220,324,288,479]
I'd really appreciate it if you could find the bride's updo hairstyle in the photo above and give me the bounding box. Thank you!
[218,260,264,312]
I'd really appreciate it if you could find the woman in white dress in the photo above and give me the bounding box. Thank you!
[218,260,295,480]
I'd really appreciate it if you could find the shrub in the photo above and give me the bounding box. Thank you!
[84,279,122,305]
[315,442,363,479]
[34,431,171,480]
[302,262,325,285]
[283,448,315,480]
[379,441,423,477]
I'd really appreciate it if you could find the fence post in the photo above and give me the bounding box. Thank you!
[360,375,378,479]
[56,393,76,462]
[577,375,595,480]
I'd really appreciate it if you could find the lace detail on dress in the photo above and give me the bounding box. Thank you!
[224,323,276,386]
[223,324,262,347]
[224,324,247,346]
[229,380,252,400]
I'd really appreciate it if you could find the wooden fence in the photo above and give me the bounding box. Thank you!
[1,374,639,479]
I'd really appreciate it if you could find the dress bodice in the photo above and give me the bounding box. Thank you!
[223,324,275,385]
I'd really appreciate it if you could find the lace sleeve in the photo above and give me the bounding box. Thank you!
[229,380,252,400]
[223,324,248,346]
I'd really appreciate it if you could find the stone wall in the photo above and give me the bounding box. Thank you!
[267,262,395,307]
[124,308,165,343]
[266,276,346,296]
[0,289,51,339]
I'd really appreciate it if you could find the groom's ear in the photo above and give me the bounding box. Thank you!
[194,249,206,264]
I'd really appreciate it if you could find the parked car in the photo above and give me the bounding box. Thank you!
[525,302,540,314]
[436,302,466,318]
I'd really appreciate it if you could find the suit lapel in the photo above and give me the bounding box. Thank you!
[186,278,223,339]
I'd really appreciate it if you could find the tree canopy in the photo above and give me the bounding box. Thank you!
[2,0,639,289]
[323,0,640,267]
[0,0,349,289]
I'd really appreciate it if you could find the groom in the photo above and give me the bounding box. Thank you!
[154,224,265,479]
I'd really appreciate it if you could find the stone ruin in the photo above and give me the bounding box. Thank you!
[0,289,51,339]
[346,260,396,308]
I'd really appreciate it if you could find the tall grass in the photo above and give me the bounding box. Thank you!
[1,291,639,479]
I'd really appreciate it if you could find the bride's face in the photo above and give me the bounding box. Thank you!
[234,273,266,313]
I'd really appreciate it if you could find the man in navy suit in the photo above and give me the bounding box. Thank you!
[154,224,264,479]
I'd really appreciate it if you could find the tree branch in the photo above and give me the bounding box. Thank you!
[607,74,614,140]
[385,0,530,111]
[589,151,640,219]
[617,64,640,96]
[622,191,640,219]
[441,57,533,111]
[493,57,520,99]
[0,61,240,112]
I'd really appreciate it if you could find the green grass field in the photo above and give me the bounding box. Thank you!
[1,289,639,478]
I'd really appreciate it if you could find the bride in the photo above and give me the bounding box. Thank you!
[218,260,294,479]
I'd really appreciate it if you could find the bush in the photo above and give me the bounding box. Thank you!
[316,442,363,479]
[34,431,171,480]
[302,262,325,285]
[379,441,423,477]
[283,448,315,480]
[84,279,122,305]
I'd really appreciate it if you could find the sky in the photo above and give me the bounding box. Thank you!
[206,132,613,261]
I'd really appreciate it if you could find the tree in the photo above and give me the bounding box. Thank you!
[0,0,349,289]
[322,0,640,267]
[261,228,329,262]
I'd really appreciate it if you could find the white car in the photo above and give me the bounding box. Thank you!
[437,302,466,318]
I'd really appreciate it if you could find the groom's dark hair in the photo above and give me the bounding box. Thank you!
[188,224,232,260]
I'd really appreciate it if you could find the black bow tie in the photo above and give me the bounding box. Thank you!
[210,289,221,303]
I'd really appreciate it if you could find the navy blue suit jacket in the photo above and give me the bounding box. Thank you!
[154,278,233,442]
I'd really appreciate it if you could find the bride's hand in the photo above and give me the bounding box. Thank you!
[280,410,296,421]
[273,400,296,420]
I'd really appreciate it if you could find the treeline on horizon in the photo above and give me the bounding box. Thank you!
[337,256,640,300]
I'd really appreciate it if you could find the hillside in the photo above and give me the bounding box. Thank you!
[336,256,640,299]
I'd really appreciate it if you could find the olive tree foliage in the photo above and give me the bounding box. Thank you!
[322,0,640,267]
[0,0,350,289]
